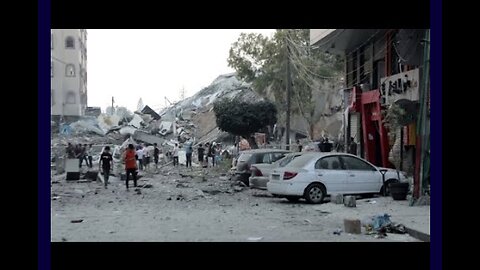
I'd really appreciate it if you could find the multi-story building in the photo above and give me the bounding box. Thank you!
[51,29,88,119]
[310,29,430,198]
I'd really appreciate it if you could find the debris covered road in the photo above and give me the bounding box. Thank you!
[51,165,425,242]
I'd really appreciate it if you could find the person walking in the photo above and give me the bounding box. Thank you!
[172,143,179,166]
[208,142,215,167]
[185,141,193,168]
[296,139,303,152]
[74,144,82,167]
[348,137,357,155]
[99,146,113,188]
[123,144,138,190]
[136,145,144,171]
[197,143,205,168]
[87,144,94,168]
[153,143,160,169]
[66,143,75,158]
[143,145,151,171]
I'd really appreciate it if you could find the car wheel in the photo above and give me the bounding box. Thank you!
[286,196,300,202]
[380,179,399,196]
[304,183,325,204]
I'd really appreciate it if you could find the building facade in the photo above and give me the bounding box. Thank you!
[310,29,430,198]
[51,29,88,118]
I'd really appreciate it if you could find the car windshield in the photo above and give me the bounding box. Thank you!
[284,154,313,168]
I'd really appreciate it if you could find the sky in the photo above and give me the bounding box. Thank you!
[87,29,276,112]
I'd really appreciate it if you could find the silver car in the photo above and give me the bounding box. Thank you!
[249,152,305,189]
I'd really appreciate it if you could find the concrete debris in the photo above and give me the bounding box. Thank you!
[233,186,243,192]
[202,189,222,195]
[71,219,84,223]
[344,196,356,207]
[129,114,144,129]
[330,194,344,204]
[344,219,361,234]
[247,237,263,241]
[119,126,137,136]
[195,190,205,197]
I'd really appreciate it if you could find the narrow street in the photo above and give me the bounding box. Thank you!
[51,165,427,242]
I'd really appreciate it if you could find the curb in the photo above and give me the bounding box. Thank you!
[405,226,430,242]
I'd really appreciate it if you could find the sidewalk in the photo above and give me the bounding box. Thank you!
[319,196,430,241]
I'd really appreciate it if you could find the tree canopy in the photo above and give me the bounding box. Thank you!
[213,98,277,137]
[227,29,344,139]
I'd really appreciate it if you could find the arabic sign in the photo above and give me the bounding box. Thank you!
[380,68,419,105]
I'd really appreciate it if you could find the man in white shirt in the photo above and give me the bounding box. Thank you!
[136,146,144,170]
[172,143,179,166]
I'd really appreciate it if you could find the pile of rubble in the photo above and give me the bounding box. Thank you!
[51,73,266,174]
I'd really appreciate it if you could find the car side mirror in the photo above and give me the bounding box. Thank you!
[379,169,387,175]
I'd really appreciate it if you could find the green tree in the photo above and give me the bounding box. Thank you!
[228,29,343,139]
[213,98,277,139]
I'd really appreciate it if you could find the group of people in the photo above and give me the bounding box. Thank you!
[98,143,163,189]
[169,141,222,168]
[66,143,94,168]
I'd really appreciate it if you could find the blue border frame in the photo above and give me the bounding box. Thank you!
[430,0,442,269]
[38,0,51,269]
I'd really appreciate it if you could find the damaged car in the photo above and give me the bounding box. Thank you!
[267,152,411,203]
[232,149,290,186]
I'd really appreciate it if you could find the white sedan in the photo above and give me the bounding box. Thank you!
[267,152,411,203]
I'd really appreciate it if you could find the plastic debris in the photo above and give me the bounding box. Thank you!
[247,237,263,241]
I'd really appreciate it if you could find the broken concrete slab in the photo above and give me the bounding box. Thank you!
[344,219,361,234]
[330,194,344,204]
[119,126,137,136]
[133,130,165,146]
[344,196,356,207]
[233,186,243,192]
[129,114,144,128]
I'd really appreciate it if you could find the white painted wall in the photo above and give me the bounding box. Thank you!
[51,29,88,116]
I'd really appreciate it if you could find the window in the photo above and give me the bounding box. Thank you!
[66,91,76,104]
[340,156,376,171]
[65,64,75,77]
[272,152,286,163]
[51,61,54,77]
[315,156,343,170]
[261,153,271,163]
[65,36,75,49]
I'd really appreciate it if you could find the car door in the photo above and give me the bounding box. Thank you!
[313,155,347,194]
[340,155,382,193]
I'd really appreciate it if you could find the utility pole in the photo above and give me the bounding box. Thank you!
[285,31,292,150]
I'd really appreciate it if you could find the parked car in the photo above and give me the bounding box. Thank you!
[232,149,290,186]
[267,152,411,204]
[249,152,305,189]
